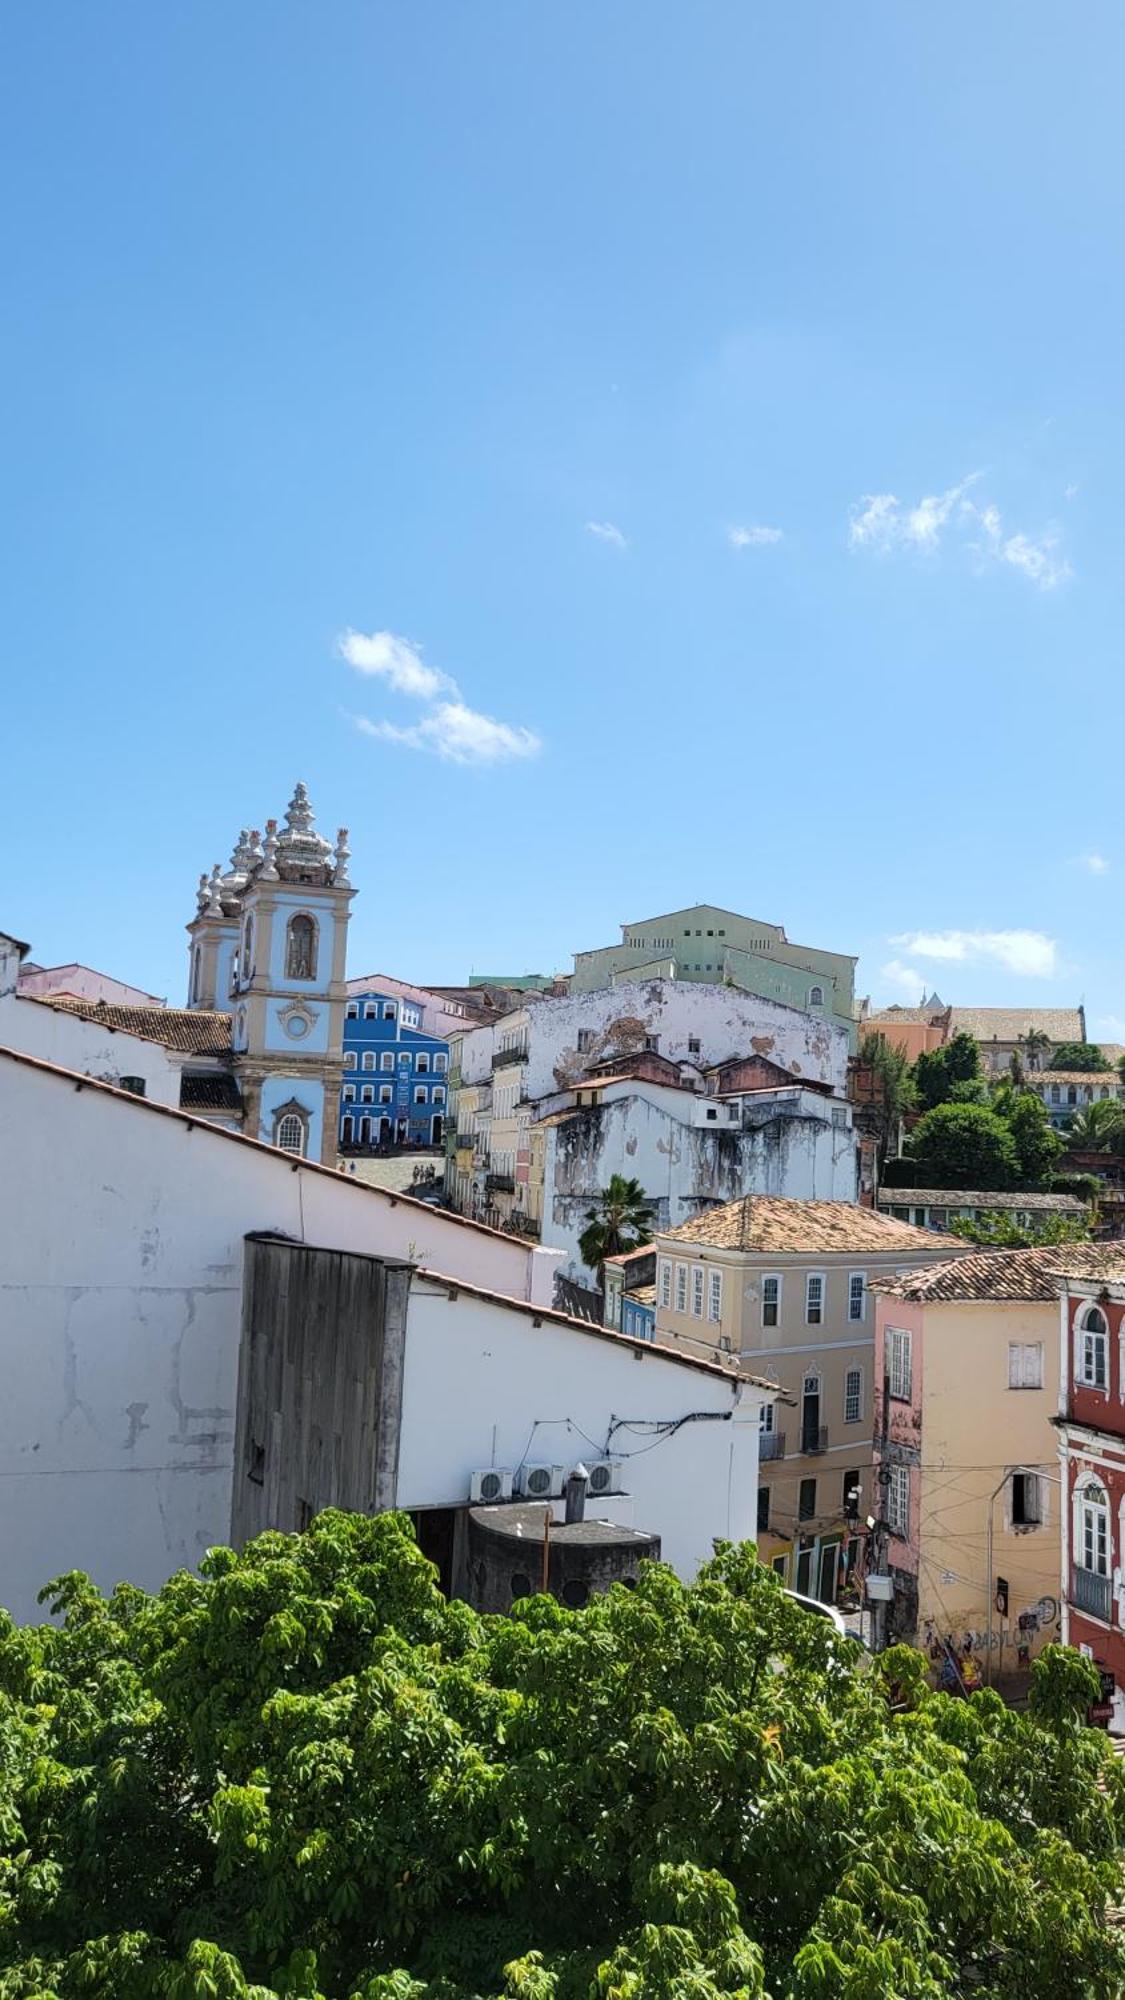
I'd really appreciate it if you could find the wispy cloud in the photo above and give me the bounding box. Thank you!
[728,523,783,549]
[849,472,1071,590]
[891,928,1059,978]
[585,520,628,550]
[878,958,928,1001]
[340,629,541,767]
[1078,852,1110,876]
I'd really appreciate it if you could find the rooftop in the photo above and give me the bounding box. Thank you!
[947,1005,1084,1043]
[657,1197,962,1256]
[872,1246,1074,1304]
[1028,1072,1122,1088]
[877,1187,1088,1213]
[30,993,232,1056]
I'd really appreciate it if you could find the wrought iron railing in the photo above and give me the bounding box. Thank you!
[759,1431,786,1463]
[1071,1565,1112,1623]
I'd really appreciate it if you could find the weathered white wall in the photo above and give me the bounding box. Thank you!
[398,1277,766,1578]
[0,1051,564,1620]
[0,992,182,1104]
[544,1087,859,1279]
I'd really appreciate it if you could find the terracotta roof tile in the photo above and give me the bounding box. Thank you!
[657,1197,962,1255]
[33,994,232,1056]
[947,1006,1084,1042]
[876,1188,1087,1213]
[872,1246,1075,1304]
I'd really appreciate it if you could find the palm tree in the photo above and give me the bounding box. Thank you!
[1019,1028,1052,1073]
[1063,1099,1125,1151]
[579,1175,654,1273]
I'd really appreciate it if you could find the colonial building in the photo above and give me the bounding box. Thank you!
[648,1196,962,1605]
[1056,1246,1125,1728]
[1027,1069,1125,1130]
[877,1188,1089,1234]
[340,987,449,1152]
[859,999,1088,1076]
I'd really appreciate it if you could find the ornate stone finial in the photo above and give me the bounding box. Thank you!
[205,864,224,916]
[274,780,332,878]
[333,827,351,887]
[247,828,263,865]
[259,819,280,881]
[196,872,210,914]
[284,782,314,836]
[229,828,256,874]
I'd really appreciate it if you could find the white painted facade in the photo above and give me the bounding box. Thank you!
[0,987,182,1105]
[543,1081,860,1280]
[0,1047,564,1622]
[398,1276,768,1580]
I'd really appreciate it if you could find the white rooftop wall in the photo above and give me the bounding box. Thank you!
[1,992,182,1104]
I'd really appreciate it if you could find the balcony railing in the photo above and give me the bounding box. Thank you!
[492,1045,528,1070]
[1071,1565,1112,1623]
[759,1431,786,1463]
[800,1425,829,1456]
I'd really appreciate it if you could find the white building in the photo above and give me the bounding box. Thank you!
[0,1044,769,1620]
[1,932,183,1105]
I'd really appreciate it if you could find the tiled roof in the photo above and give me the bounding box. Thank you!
[1047,1246,1125,1287]
[947,1006,1084,1042]
[34,994,232,1055]
[876,1188,1088,1213]
[629,1284,657,1305]
[657,1197,962,1255]
[872,1246,1073,1304]
[1029,1073,1121,1088]
[180,1072,242,1110]
[864,1006,946,1025]
[603,1243,657,1266]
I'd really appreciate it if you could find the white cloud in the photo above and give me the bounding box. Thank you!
[891,928,1059,978]
[338,629,455,700]
[1093,1015,1125,1042]
[729,523,783,548]
[878,959,928,1001]
[1065,482,1079,501]
[849,472,1071,589]
[1079,852,1110,875]
[354,705,541,766]
[585,520,628,549]
[340,628,541,767]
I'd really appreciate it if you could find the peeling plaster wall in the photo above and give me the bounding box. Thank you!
[0,1054,562,1621]
[0,992,182,1103]
[544,1091,859,1280]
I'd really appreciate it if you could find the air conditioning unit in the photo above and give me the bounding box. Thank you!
[469,1467,513,1504]
[517,1462,565,1500]
[585,1458,624,1499]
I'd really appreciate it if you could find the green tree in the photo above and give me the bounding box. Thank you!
[947,1211,1091,1249]
[989,1079,1064,1184]
[1064,1098,1125,1152]
[909,1101,1020,1190]
[0,1521,1123,1999]
[913,1032,982,1112]
[856,1030,917,1170]
[1019,1028,1053,1071]
[1049,1042,1111,1073]
[578,1173,653,1272]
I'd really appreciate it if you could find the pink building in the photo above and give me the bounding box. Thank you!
[18,961,165,1008]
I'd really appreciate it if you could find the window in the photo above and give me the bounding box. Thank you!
[384,1002,397,1020]
[361,1085,374,1104]
[362,1051,376,1071]
[659,1260,672,1308]
[643,1034,659,1051]
[708,1269,723,1323]
[887,1464,910,1539]
[848,1272,866,1323]
[381,1052,395,1072]
[843,1470,861,1517]
[761,1275,780,1328]
[417,1052,430,1072]
[808,985,824,1007]
[343,1052,356,1070]
[342,1084,355,1102]
[1080,1481,1109,1575]
[691,1265,705,1317]
[798,1478,817,1522]
[576,1030,594,1053]
[675,1264,688,1312]
[379,1085,393,1104]
[276,1112,305,1156]
[1068,1086,1077,1106]
[757,1486,770,1533]
[1011,1471,1042,1528]
[118,1076,146,1098]
[341,1115,353,1145]
[1050,1084,1060,1104]
[771,1553,788,1581]
[759,1402,775,1434]
[688,1036,702,1055]
[1008,1342,1044,1390]
[364,1000,377,1018]
[1078,1306,1108,1389]
[346,1000,359,1018]
[887,1327,912,1402]
[434,1053,447,1073]
[414,1086,427,1104]
[285,914,317,981]
[402,1005,420,1028]
[805,1273,824,1325]
[843,1366,862,1424]
[433,1086,445,1104]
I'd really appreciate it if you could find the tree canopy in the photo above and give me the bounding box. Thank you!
[0,1513,1123,1999]
[908,1101,1021,1190]
[578,1174,653,1272]
[947,1211,1091,1249]
[1050,1043,1112,1073]
[913,1031,983,1112]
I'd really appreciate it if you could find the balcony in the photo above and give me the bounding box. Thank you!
[1071,1565,1112,1624]
[800,1425,829,1456]
[486,1170,515,1193]
[492,1045,528,1070]
[759,1431,786,1463]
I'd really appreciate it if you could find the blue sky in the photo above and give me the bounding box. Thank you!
[4,5,1124,1028]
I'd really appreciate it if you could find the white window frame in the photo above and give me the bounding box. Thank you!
[691,1265,705,1318]
[364,1000,377,1019]
[433,1085,445,1105]
[659,1259,672,1309]
[887,1327,912,1402]
[384,1002,397,1020]
[1008,1342,1044,1390]
[345,1000,359,1019]
[1078,1480,1110,1576]
[343,1052,356,1070]
[1076,1306,1109,1391]
[379,1084,393,1104]
[434,1053,447,1073]
[362,1051,376,1072]
[761,1274,781,1328]
[843,1365,862,1424]
[380,1052,395,1072]
[887,1463,910,1539]
[675,1263,688,1313]
[1008,1468,1046,1530]
[342,1084,356,1103]
[848,1272,866,1323]
[707,1268,723,1324]
[417,1052,430,1072]
[414,1085,427,1104]
[805,1272,825,1326]
[759,1401,775,1434]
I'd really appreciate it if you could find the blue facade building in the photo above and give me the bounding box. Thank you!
[339,988,449,1152]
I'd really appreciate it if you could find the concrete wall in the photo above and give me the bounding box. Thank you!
[397,1276,766,1579]
[0,1050,563,1621]
[0,991,182,1104]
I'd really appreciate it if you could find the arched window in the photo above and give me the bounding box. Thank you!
[276,1113,305,1156]
[1077,1305,1109,1390]
[242,915,254,985]
[1079,1480,1109,1576]
[285,913,317,981]
[808,985,824,1007]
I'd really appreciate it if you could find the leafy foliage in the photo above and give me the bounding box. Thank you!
[1064,1099,1125,1153]
[855,1031,917,1169]
[989,1081,1064,1183]
[578,1174,653,1272]
[908,1101,1020,1190]
[913,1032,983,1112]
[0,1516,1123,1999]
[947,1211,1091,1248]
[1049,1043,1112,1073]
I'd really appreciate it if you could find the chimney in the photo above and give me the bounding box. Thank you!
[565,1462,590,1523]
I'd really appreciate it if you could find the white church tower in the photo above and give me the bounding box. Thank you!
[186,784,354,1165]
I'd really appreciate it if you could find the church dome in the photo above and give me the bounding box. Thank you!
[274,782,334,885]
